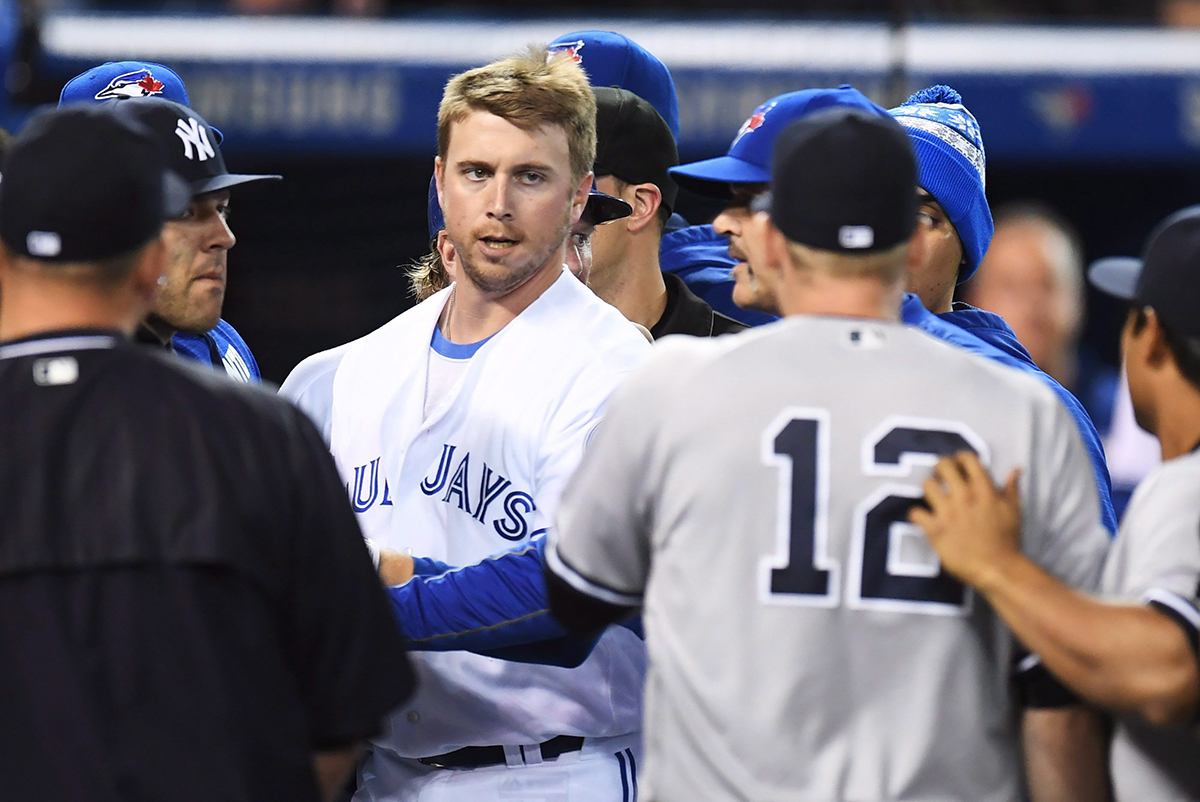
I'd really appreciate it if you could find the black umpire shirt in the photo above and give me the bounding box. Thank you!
[0,329,414,802]
[650,272,747,339]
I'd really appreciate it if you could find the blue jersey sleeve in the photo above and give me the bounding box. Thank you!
[386,537,607,667]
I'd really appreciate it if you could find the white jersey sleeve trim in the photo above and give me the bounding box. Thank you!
[1144,588,1200,630]
[545,540,643,608]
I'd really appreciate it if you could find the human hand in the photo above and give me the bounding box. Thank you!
[378,550,415,586]
[908,451,1023,590]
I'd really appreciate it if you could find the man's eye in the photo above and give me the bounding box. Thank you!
[465,168,487,180]
[916,210,936,227]
[572,232,588,246]
[520,172,544,184]
[217,206,232,220]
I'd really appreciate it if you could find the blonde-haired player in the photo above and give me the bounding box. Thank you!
[286,48,650,801]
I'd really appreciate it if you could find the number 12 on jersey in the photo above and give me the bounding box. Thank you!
[761,408,990,617]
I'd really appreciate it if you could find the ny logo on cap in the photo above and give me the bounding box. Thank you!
[175,117,215,162]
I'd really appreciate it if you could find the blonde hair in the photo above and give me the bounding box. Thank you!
[783,239,908,284]
[437,46,597,181]
[406,240,452,301]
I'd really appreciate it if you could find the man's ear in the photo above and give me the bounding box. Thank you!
[1143,308,1172,369]
[433,157,446,214]
[759,214,789,281]
[571,171,594,226]
[436,229,457,282]
[625,183,663,234]
[132,237,168,303]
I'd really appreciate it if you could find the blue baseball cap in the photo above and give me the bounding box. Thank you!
[59,61,223,144]
[426,175,630,241]
[670,85,887,199]
[548,31,680,142]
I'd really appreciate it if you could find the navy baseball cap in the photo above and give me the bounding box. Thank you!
[0,104,191,262]
[1089,206,1200,339]
[752,108,918,254]
[118,99,278,196]
[547,31,680,141]
[670,85,887,199]
[426,175,630,240]
[59,61,224,144]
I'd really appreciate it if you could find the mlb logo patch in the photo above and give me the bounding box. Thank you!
[838,225,874,249]
[95,69,166,101]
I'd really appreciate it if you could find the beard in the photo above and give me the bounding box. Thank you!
[452,212,572,296]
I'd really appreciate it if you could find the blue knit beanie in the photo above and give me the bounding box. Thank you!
[888,86,993,283]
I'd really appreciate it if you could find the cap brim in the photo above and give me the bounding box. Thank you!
[669,156,769,199]
[585,189,632,224]
[1087,256,1142,301]
[191,173,282,196]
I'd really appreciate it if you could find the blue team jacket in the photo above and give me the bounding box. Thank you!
[172,319,261,383]
[659,224,780,328]
[386,294,1118,664]
[934,303,1117,534]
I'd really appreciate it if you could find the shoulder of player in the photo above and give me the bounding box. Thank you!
[117,344,307,434]
[516,273,651,364]
[1125,451,1200,521]
[279,340,355,403]
[905,324,1065,409]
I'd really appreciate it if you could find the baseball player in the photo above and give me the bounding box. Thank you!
[547,31,761,328]
[299,50,650,801]
[671,84,1119,535]
[545,108,1111,802]
[288,184,632,444]
[911,206,1200,801]
[59,61,270,382]
[0,103,412,802]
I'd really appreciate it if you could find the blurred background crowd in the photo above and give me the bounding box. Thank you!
[1,0,1195,512]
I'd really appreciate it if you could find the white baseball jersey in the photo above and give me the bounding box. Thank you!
[325,269,651,763]
[279,340,353,443]
[549,317,1111,802]
[1101,447,1200,802]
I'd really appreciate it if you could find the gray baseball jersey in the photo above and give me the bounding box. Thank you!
[548,317,1110,802]
[1101,448,1200,802]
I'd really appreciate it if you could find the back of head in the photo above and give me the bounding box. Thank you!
[547,31,680,141]
[593,86,679,221]
[760,107,918,283]
[438,47,597,181]
[0,104,190,281]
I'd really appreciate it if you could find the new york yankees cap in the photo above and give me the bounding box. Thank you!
[117,98,279,196]
[59,61,224,144]
[1089,205,1200,339]
[670,86,888,200]
[0,104,191,262]
[594,87,679,215]
[751,108,918,254]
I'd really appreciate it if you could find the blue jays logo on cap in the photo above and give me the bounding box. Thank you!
[732,100,777,146]
[547,40,585,64]
[95,69,166,101]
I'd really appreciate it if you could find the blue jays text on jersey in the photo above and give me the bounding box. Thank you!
[347,443,541,541]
